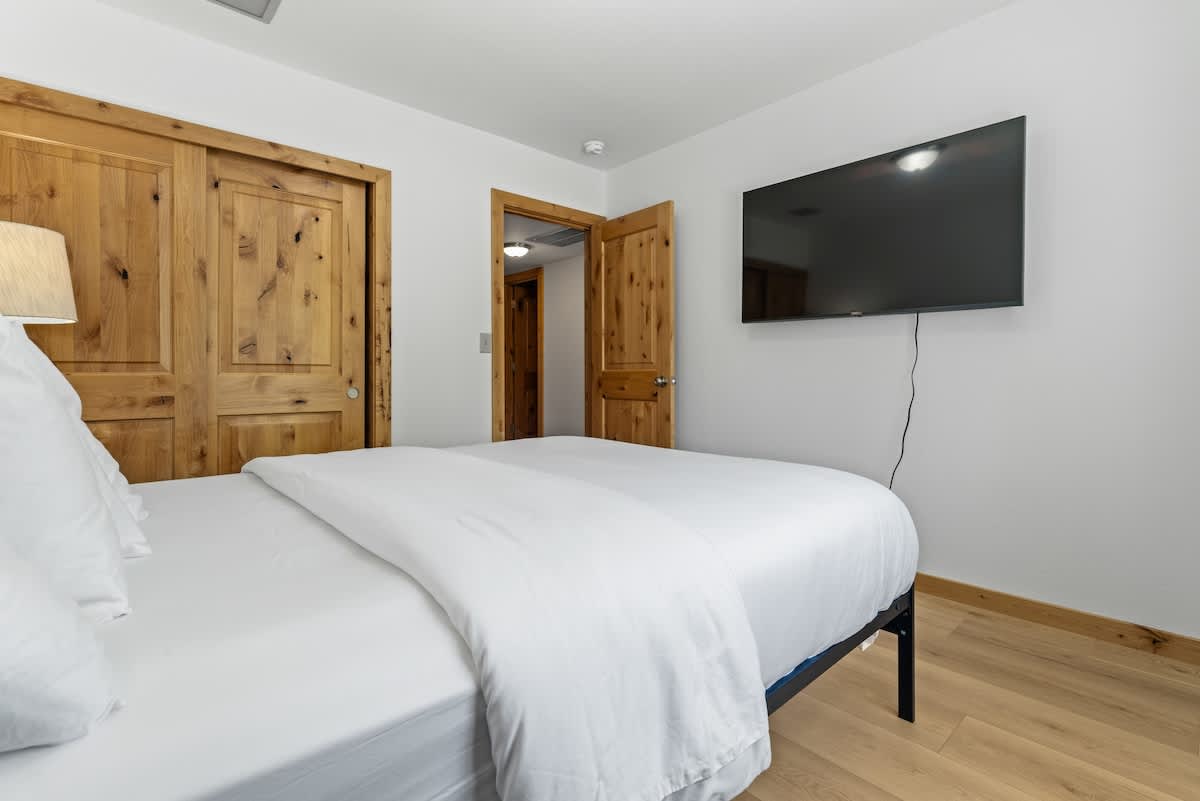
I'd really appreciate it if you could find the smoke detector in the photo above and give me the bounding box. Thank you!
[582,140,606,157]
[208,0,283,23]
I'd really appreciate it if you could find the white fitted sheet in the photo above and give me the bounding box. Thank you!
[0,438,917,801]
[0,474,499,801]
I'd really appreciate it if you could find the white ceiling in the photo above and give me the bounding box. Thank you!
[503,213,584,273]
[102,0,1012,167]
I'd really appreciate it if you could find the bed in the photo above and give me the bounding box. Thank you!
[0,436,918,801]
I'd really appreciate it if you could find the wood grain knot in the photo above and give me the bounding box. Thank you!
[15,90,52,108]
[257,275,277,301]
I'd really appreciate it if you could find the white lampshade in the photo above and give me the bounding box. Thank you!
[0,221,76,324]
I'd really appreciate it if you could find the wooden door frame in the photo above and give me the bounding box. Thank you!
[490,189,603,441]
[0,76,393,447]
[503,266,544,438]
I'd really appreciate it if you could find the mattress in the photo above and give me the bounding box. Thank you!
[0,437,917,801]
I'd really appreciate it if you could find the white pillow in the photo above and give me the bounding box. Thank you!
[0,536,119,752]
[6,322,151,558]
[0,322,130,621]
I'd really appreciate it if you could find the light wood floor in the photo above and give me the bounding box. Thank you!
[736,594,1200,801]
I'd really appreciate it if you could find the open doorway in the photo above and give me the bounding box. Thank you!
[501,212,586,439]
[490,189,677,446]
[491,190,603,442]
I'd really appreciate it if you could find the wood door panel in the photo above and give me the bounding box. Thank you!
[603,228,657,370]
[588,201,675,447]
[71,373,176,421]
[3,137,171,371]
[0,105,205,482]
[86,419,174,484]
[602,399,657,445]
[224,186,338,371]
[218,412,342,474]
[214,374,359,414]
[209,151,366,474]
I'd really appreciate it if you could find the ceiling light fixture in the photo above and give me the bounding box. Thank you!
[894,144,944,173]
[503,242,532,258]
[582,140,606,157]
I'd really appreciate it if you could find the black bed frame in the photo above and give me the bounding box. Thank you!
[764,584,915,721]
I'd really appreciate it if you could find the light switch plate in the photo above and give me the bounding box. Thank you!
[479,333,492,353]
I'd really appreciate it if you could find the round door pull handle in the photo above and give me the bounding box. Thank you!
[347,387,360,400]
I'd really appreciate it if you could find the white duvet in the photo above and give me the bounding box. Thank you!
[245,446,771,801]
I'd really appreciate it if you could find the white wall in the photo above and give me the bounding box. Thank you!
[607,0,1200,636]
[0,0,604,447]
[542,255,585,436]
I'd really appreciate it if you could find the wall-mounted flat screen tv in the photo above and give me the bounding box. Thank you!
[742,116,1025,322]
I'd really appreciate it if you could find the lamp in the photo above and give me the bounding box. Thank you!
[0,221,76,324]
[503,241,531,258]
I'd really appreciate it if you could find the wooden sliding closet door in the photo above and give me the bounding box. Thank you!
[0,106,207,481]
[207,151,367,474]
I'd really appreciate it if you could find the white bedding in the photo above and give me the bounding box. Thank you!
[0,437,917,801]
[0,474,496,801]
[456,438,919,687]
[245,446,771,801]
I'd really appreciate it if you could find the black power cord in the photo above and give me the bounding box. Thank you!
[888,313,920,491]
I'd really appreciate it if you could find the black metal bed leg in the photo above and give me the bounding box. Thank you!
[896,585,916,723]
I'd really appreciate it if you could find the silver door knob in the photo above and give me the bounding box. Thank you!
[347,387,360,400]
[653,376,676,387]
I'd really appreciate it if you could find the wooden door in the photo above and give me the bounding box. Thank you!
[587,201,675,447]
[0,106,207,482]
[504,267,543,439]
[207,151,367,473]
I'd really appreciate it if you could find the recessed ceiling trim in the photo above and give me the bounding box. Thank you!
[207,0,283,23]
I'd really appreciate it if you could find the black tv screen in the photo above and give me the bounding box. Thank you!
[742,116,1025,322]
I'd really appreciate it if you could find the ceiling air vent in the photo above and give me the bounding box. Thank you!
[527,227,587,248]
[208,0,283,23]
